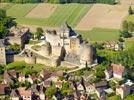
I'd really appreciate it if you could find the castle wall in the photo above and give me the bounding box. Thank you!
[36,57,51,66]
[0,47,6,65]
[14,55,25,62]
[25,56,36,64]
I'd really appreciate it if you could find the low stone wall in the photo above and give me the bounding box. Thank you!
[36,57,51,66]
[14,55,25,62]
[25,56,36,64]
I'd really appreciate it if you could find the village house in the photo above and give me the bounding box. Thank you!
[85,82,95,93]
[104,67,113,80]
[93,81,108,98]
[40,69,52,81]
[49,70,64,82]
[44,80,52,88]
[3,70,15,84]
[55,81,62,89]
[77,83,85,92]
[18,73,25,82]
[18,87,32,100]
[112,64,125,79]
[10,89,20,100]
[116,84,130,99]
[103,41,122,51]
[0,84,10,99]
[104,64,125,80]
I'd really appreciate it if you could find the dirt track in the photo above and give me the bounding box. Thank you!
[75,4,128,30]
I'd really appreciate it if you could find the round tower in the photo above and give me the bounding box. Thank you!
[79,44,93,65]
[41,41,51,56]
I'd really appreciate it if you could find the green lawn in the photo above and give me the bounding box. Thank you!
[7,3,91,27]
[77,28,120,42]
[7,4,37,18]
[7,61,45,75]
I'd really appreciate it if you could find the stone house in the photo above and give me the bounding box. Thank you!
[39,91,45,100]
[55,81,62,89]
[40,69,51,81]
[18,73,25,82]
[18,87,32,100]
[112,64,125,79]
[77,83,85,91]
[104,67,113,80]
[3,70,14,84]
[85,82,95,93]
[116,84,130,99]
[10,89,20,100]
[44,80,52,88]
[93,81,108,99]
[0,84,10,99]
[104,41,120,51]
[96,88,106,99]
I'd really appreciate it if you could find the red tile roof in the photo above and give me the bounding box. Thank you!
[18,87,32,97]
[0,84,9,95]
[112,64,125,75]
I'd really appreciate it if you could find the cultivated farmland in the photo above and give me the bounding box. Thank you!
[7,4,37,17]
[75,4,128,30]
[6,3,91,27]
[26,3,57,18]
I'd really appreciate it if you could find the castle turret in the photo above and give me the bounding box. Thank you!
[41,41,51,56]
[79,44,93,65]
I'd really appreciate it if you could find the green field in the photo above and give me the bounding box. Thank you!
[77,28,120,42]
[7,4,37,17]
[0,3,14,10]
[6,3,91,27]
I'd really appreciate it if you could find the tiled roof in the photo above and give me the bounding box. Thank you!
[112,64,125,75]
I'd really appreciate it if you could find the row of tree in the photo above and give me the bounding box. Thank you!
[0,9,16,39]
[1,0,117,4]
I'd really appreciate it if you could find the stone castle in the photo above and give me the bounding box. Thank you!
[23,23,97,67]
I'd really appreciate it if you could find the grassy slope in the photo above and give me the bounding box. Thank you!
[7,4,37,17]
[77,28,120,42]
[0,3,14,10]
[7,3,91,27]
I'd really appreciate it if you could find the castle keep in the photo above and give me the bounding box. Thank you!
[23,23,97,67]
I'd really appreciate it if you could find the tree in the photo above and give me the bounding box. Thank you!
[122,20,128,31]
[120,30,132,38]
[35,27,43,40]
[118,37,124,42]
[0,65,4,75]
[61,82,73,96]
[124,94,134,100]
[45,85,56,99]
[128,21,134,32]
[128,6,133,15]
[0,9,16,39]
[9,43,21,54]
